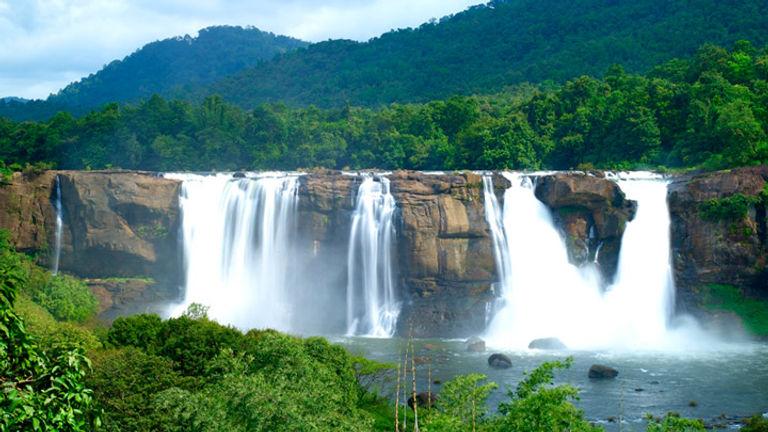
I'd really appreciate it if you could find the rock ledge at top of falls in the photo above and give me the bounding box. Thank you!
[56,171,182,280]
[534,172,637,284]
[0,170,182,279]
[0,170,58,254]
[668,166,768,307]
[388,171,495,337]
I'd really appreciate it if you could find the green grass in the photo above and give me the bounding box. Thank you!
[701,284,768,336]
[698,194,760,222]
[359,395,395,431]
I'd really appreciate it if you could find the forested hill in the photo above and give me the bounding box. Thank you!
[2,0,767,121]
[0,26,307,120]
[2,42,766,174]
[204,0,768,108]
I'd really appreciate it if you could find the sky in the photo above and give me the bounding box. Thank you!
[0,0,482,100]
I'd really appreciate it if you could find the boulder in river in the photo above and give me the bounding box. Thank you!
[488,353,512,369]
[466,337,486,352]
[528,337,567,350]
[408,392,438,410]
[588,364,619,379]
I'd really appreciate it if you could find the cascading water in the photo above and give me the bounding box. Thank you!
[346,175,399,337]
[602,173,676,346]
[166,172,300,331]
[51,175,63,275]
[482,172,678,350]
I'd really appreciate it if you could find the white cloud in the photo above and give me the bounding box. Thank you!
[0,0,482,99]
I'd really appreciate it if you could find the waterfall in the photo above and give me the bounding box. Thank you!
[166,172,300,331]
[602,173,676,346]
[51,175,63,275]
[482,172,676,350]
[346,175,399,337]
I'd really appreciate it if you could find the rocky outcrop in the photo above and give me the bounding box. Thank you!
[56,171,181,282]
[0,171,58,254]
[408,392,438,410]
[588,364,619,379]
[0,171,183,316]
[535,173,637,283]
[668,166,768,307]
[528,337,567,350]
[292,170,359,332]
[488,353,512,369]
[390,171,496,337]
[86,278,160,315]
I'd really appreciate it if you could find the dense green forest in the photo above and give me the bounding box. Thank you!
[0,26,307,121]
[2,0,767,121]
[1,42,766,173]
[206,0,768,109]
[4,231,768,431]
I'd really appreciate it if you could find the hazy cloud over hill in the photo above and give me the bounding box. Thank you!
[0,0,480,99]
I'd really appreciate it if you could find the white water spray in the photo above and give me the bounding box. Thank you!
[166,172,300,331]
[51,175,63,275]
[346,175,400,337]
[483,172,678,350]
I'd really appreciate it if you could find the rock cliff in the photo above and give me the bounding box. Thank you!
[2,167,766,336]
[0,171,182,315]
[668,166,768,309]
[0,171,58,254]
[534,173,636,284]
[390,171,496,337]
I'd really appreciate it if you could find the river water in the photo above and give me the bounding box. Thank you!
[339,337,768,431]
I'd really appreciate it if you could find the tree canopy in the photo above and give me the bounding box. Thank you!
[1,42,766,172]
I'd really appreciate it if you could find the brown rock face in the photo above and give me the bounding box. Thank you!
[534,173,636,283]
[1,171,183,318]
[0,171,58,255]
[56,171,182,282]
[390,171,495,337]
[668,166,768,307]
[85,278,159,315]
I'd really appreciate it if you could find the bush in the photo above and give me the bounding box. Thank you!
[107,313,164,350]
[153,346,374,432]
[1,230,99,431]
[493,358,600,432]
[88,348,196,432]
[698,193,760,222]
[423,373,497,431]
[742,415,768,432]
[34,274,98,322]
[158,315,248,376]
[645,412,706,432]
[15,295,101,351]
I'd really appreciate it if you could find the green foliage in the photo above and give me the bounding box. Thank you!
[645,412,706,432]
[29,274,98,323]
[4,1,768,122]
[493,357,600,432]
[698,193,760,222]
[426,373,497,429]
[701,284,768,336]
[742,415,768,432]
[0,230,99,430]
[421,359,602,432]
[0,27,307,121]
[0,160,12,182]
[14,295,101,351]
[107,313,164,349]
[1,42,767,172]
[104,310,387,431]
[87,348,195,432]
